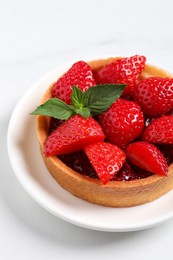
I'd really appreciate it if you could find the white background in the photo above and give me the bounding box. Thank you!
[1,0,173,259]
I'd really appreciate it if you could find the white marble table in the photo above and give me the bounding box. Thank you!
[1,0,173,259]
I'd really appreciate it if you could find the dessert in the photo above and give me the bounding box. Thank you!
[32,55,173,207]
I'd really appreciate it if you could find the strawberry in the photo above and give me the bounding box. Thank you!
[44,115,105,156]
[84,142,126,184]
[142,115,173,144]
[126,141,168,176]
[98,98,144,149]
[52,61,96,104]
[95,55,146,97]
[134,77,173,117]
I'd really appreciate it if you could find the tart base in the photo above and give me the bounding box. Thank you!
[36,57,173,207]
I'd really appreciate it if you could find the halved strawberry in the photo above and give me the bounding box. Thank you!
[142,115,173,144]
[134,77,173,117]
[95,55,146,97]
[84,142,126,184]
[99,98,144,149]
[44,115,105,156]
[126,141,168,176]
[52,61,96,104]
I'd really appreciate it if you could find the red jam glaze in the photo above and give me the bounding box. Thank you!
[58,151,156,181]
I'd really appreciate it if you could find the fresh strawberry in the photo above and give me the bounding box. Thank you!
[84,142,126,184]
[95,55,146,97]
[98,98,144,149]
[52,61,96,104]
[142,115,173,144]
[134,77,173,117]
[44,115,105,156]
[126,141,168,176]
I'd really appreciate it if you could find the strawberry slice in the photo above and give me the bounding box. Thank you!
[83,142,126,184]
[142,116,173,144]
[99,98,144,149]
[52,61,96,104]
[44,115,105,156]
[134,77,173,117]
[126,141,168,176]
[95,55,146,97]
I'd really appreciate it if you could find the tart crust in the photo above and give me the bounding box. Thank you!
[36,57,173,207]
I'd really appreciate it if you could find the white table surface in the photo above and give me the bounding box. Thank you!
[1,0,173,259]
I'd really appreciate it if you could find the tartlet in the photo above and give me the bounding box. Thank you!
[36,57,173,207]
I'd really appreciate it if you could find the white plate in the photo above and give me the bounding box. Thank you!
[7,62,173,232]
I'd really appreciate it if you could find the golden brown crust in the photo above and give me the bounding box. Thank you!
[36,57,173,207]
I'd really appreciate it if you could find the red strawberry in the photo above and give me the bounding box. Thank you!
[142,115,173,144]
[126,141,168,176]
[84,142,126,184]
[98,98,144,149]
[52,61,96,104]
[44,115,105,156]
[134,77,173,117]
[95,55,146,97]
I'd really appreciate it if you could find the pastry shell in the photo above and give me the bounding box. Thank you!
[36,57,173,207]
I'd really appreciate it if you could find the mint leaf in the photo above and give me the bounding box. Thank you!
[31,98,75,120]
[75,107,91,118]
[31,84,126,120]
[71,86,84,109]
[83,84,126,115]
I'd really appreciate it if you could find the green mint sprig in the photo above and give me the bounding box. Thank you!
[31,84,126,119]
